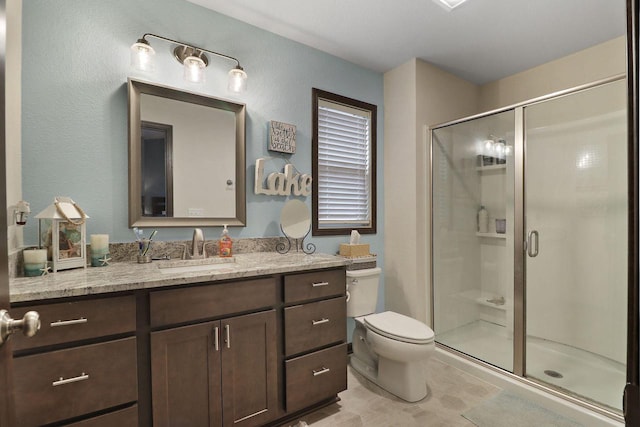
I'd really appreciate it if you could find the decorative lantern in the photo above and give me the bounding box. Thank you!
[35,197,89,273]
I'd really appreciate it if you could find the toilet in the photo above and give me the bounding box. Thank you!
[347,267,435,402]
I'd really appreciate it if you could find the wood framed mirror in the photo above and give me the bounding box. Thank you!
[128,78,246,227]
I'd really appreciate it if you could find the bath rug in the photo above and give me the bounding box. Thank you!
[462,390,584,427]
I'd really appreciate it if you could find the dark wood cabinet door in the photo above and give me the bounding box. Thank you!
[221,310,278,427]
[151,321,222,427]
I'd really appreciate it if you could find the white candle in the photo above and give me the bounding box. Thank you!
[90,234,109,252]
[23,249,47,264]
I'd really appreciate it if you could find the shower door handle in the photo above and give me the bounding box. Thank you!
[527,230,539,257]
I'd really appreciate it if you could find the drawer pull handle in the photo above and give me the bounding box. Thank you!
[312,318,330,326]
[50,318,87,327]
[312,367,330,376]
[312,281,329,287]
[53,372,89,387]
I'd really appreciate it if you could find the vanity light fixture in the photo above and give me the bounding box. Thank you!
[130,33,248,92]
[434,0,469,10]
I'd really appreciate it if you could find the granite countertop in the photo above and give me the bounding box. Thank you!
[9,252,349,303]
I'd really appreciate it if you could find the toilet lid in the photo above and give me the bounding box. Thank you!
[364,311,434,344]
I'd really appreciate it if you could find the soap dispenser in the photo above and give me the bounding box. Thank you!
[219,224,233,257]
[477,206,489,233]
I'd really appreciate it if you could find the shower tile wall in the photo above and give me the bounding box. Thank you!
[524,80,627,366]
[432,110,515,372]
[432,126,481,335]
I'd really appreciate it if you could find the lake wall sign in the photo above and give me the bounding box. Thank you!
[254,158,312,196]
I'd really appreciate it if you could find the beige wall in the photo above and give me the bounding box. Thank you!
[384,35,626,327]
[383,60,418,320]
[6,0,22,252]
[480,36,626,111]
[384,58,479,325]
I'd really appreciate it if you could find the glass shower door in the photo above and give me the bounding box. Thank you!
[432,110,515,372]
[523,79,627,411]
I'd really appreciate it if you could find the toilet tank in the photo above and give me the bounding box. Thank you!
[346,267,381,317]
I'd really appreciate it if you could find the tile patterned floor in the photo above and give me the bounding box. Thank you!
[285,357,501,426]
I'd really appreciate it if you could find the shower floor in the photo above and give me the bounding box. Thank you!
[436,320,625,412]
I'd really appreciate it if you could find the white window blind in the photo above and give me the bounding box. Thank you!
[317,99,371,227]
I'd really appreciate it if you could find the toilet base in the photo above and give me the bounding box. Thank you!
[350,354,378,382]
[377,358,428,402]
[350,354,428,402]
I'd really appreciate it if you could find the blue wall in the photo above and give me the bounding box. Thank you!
[21,0,384,268]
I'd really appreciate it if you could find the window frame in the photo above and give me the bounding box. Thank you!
[311,88,377,236]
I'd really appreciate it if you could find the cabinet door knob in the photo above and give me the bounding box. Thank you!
[0,310,40,345]
[224,324,231,349]
[213,326,220,351]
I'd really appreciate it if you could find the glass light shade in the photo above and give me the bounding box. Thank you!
[183,55,206,83]
[130,41,155,71]
[228,67,247,93]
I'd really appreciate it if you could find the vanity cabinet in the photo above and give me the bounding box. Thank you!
[10,295,138,427]
[150,278,278,427]
[9,260,348,427]
[283,269,347,413]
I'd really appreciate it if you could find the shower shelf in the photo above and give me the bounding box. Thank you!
[454,290,509,311]
[476,232,506,239]
[475,164,506,172]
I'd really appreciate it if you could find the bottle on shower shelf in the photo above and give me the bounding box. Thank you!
[477,205,489,233]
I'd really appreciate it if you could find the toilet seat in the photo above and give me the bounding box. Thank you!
[363,311,434,345]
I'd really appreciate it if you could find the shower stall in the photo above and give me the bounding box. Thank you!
[430,76,627,416]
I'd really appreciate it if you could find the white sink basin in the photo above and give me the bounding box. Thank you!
[156,258,236,275]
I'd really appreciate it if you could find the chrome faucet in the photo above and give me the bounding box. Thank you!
[189,228,206,259]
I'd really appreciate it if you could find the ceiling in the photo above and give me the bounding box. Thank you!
[186,0,626,85]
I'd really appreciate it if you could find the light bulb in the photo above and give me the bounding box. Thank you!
[228,67,247,93]
[183,56,206,83]
[130,40,155,71]
[484,139,495,152]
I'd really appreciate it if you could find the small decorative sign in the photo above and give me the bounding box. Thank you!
[254,158,312,196]
[268,121,296,154]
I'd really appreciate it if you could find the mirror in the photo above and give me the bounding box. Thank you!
[128,78,246,227]
[278,199,315,254]
[280,199,311,239]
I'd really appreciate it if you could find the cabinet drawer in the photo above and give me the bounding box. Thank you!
[11,295,136,351]
[284,269,345,304]
[284,297,346,355]
[150,277,277,327]
[285,343,347,413]
[13,337,138,427]
[65,405,138,427]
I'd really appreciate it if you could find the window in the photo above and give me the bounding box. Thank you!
[312,88,377,236]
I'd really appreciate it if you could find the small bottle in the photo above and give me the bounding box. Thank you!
[219,224,233,257]
[477,206,489,233]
